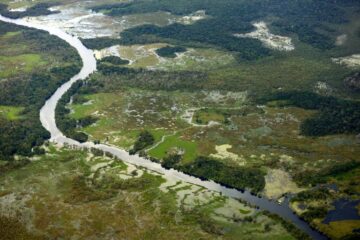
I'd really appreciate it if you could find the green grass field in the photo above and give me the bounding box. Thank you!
[0,105,24,120]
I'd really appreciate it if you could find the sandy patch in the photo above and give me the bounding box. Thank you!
[94,45,121,60]
[332,54,360,68]
[172,10,207,25]
[263,169,303,199]
[234,21,295,51]
[210,144,245,165]
[8,7,27,12]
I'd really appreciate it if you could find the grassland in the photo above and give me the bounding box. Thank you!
[0,31,47,78]
[0,53,46,78]
[0,105,24,120]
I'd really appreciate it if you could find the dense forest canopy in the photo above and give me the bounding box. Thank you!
[87,0,360,56]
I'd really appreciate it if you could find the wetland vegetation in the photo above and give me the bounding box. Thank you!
[1,0,360,239]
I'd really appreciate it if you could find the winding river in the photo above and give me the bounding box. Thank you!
[0,15,326,240]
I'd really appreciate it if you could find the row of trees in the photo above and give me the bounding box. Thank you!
[56,81,96,143]
[99,56,129,65]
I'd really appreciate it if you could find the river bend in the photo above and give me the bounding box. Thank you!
[0,15,326,240]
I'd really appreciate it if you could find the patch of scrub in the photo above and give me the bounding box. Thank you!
[212,198,254,222]
[0,192,34,228]
[247,126,273,138]
[181,108,221,127]
[202,91,248,104]
[210,144,245,166]
[332,54,360,68]
[159,179,219,210]
[117,163,144,180]
[156,47,235,71]
[263,169,303,199]
[234,21,295,51]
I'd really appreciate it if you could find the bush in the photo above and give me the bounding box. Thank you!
[156,46,186,58]
[130,131,155,154]
[100,56,129,65]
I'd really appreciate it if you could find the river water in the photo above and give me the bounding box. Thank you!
[0,14,326,240]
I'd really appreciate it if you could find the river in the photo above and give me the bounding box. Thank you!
[0,14,326,240]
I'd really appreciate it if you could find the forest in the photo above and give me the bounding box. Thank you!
[94,63,208,91]
[261,91,360,136]
[0,22,80,160]
[87,0,360,58]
